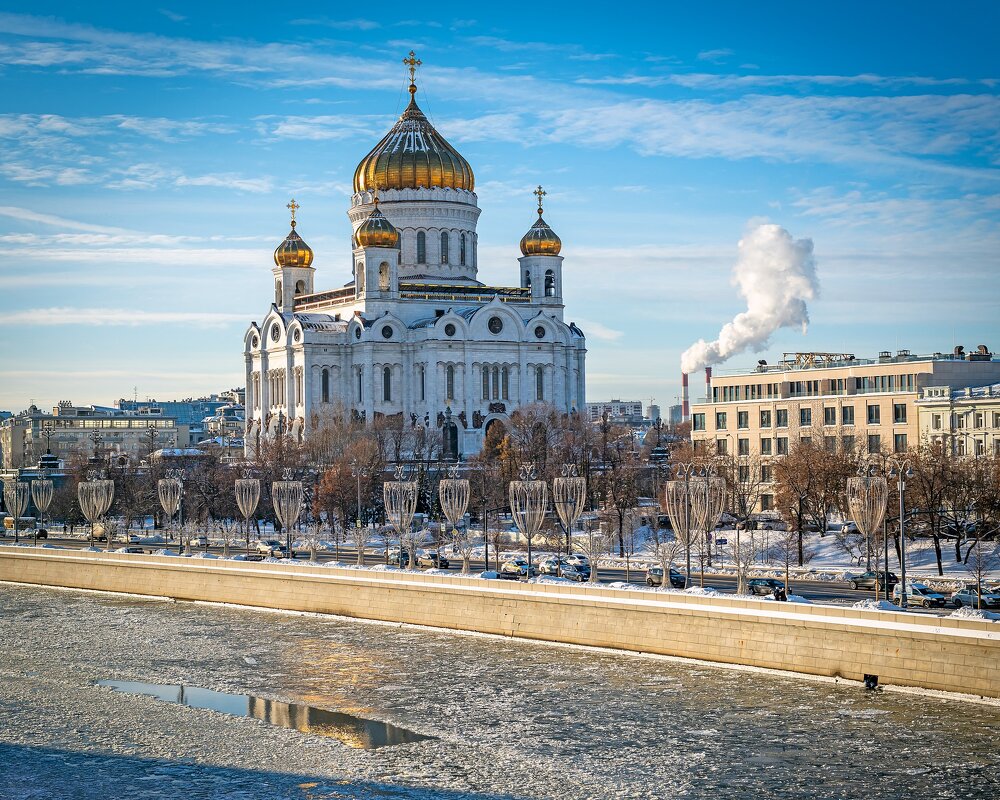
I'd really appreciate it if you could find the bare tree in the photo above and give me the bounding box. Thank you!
[729,526,758,594]
[574,520,611,584]
[964,540,1000,610]
[653,533,683,592]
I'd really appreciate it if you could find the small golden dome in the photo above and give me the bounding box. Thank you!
[274,199,315,268]
[353,54,474,193]
[356,199,400,248]
[520,185,562,256]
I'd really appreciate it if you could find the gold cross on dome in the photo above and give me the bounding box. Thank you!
[533,185,546,215]
[286,198,300,224]
[403,50,422,89]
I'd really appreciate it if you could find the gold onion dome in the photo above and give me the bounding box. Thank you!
[353,52,474,193]
[520,185,562,256]
[273,199,314,268]
[356,197,400,248]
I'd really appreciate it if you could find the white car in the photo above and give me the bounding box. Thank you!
[256,539,290,558]
[189,535,209,548]
[565,553,590,568]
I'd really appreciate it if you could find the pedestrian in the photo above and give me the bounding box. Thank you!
[774,586,787,602]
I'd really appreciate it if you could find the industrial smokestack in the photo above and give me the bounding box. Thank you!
[681,372,690,422]
[705,367,713,403]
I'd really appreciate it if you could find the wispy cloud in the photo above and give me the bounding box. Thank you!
[175,173,273,193]
[0,206,128,233]
[290,17,380,30]
[0,308,248,327]
[697,48,734,64]
[574,318,625,341]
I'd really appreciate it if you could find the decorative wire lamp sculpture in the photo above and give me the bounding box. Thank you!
[847,458,889,600]
[31,479,54,547]
[439,465,470,572]
[3,480,29,545]
[79,476,115,547]
[553,463,587,569]
[272,469,304,558]
[235,472,261,553]
[509,463,548,579]
[690,472,726,587]
[157,473,183,552]
[384,465,418,569]
[662,469,695,589]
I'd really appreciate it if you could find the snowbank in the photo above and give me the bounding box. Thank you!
[950,605,1000,622]
[761,594,812,604]
[852,599,905,612]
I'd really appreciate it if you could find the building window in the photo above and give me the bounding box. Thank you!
[760,437,772,455]
[824,436,837,452]
[737,411,749,429]
[760,410,772,428]
[379,262,390,291]
[893,403,907,424]
[524,270,531,289]
[321,368,330,403]
[867,404,881,425]
[738,465,750,482]
[738,437,749,456]
[440,231,449,264]
[715,412,727,430]
[417,231,426,264]
[974,412,984,429]
[799,408,812,427]
[776,437,788,456]
[460,233,466,266]
[842,405,855,426]
[501,367,509,400]
[760,494,773,511]
[693,413,706,432]
[776,409,788,428]
[446,365,455,401]
[544,269,555,297]
[357,369,363,403]
[932,413,942,430]
[482,367,489,400]
[535,366,544,401]
[868,434,881,454]
[383,366,392,402]
[893,433,907,453]
[419,366,426,402]
[761,465,773,482]
[716,439,728,456]
[800,435,811,446]
[492,366,500,400]
[823,407,836,426]
[842,435,855,453]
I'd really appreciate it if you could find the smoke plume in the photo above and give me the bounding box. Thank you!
[680,223,818,374]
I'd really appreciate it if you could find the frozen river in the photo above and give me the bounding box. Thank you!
[1,583,999,799]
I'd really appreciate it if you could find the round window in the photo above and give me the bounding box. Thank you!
[444,323,456,337]
[355,328,362,340]
[534,325,545,339]
[293,329,301,343]
[270,324,280,342]
[251,336,259,349]
[488,316,503,335]
[382,325,393,339]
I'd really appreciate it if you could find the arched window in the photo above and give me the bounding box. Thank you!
[535,366,544,401]
[440,231,449,264]
[357,368,363,403]
[295,280,305,295]
[417,231,426,264]
[383,366,392,402]
[419,365,426,401]
[356,262,365,293]
[501,367,509,401]
[378,262,390,291]
[275,280,282,305]
[321,368,330,403]
[524,270,531,289]
[446,365,455,401]
[545,269,555,297]
[492,366,500,400]
[482,366,489,400]
[460,233,466,266]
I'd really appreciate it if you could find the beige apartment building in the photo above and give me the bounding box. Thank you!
[917,382,1000,457]
[690,348,1000,511]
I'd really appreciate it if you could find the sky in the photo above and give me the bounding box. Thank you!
[0,1,998,413]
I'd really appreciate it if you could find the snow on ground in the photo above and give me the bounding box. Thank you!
[950,605,1000,622]
[853,599,906,612]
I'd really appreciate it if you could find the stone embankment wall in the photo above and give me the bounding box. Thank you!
[2,547,998,698]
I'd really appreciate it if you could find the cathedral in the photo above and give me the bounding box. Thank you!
[244,53,587,458]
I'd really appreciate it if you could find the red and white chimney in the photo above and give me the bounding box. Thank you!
[681,372,690,421]
[705,367,713,403]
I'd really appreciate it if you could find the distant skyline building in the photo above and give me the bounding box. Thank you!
[585,400,644,423]
[244,54,586,458]
[917,380,1000,457]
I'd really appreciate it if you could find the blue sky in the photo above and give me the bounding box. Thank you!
[1,1,998,412]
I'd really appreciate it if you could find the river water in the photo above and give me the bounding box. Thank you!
[1,583,998,799]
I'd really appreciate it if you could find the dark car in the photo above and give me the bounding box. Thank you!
[747,578,785,596]
[850,571,898,591]
[120,546,145,555]
[645,566,686,588]
[416,551,450,569]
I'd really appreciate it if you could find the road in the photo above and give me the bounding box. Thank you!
[11,533,952,615]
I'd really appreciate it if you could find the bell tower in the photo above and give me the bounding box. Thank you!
[272,199,315,312]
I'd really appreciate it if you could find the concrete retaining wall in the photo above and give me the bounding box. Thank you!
[2,546,998,698]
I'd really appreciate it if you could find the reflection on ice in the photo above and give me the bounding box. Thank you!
[98,680,432,750]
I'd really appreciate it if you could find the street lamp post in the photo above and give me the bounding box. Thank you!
[235,472,261,554]
[887,456,913,608]
[272,469,304,558]
[663,464,696,588]
[350,460,367,561]
[30,478,54,547]
[846,456,889,598]
[508,463,548,580]
[79,473,114,548]
[3,480,29,545]
[384,466,418,570]
[690,466,726,587]
[157,471,183,553]
[439,465,470,572]
[553,463,587,573]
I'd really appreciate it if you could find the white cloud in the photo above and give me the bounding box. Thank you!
[697,48,734,63]
[573,318,624,341]
[0,308,248,327]
[175,173,273,193]
[0,206,128,233]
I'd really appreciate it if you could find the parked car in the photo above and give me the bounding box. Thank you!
[951,585,1000,609]
[747,578,785,596]
[256,539,292,558]
[416,551,450,569]
[120,546,145,555]
[645,566,686,588]
[500,558,537,578]
[891,583,946,608]
[839,521,859,535]
[558,563,589,582]
[564,553,591,568]
[35,528,48,539]
[849,571,898,591]
[538,558,590,580]
[538,557,564,576]
[387,549,409,566]
[190,535,209,548]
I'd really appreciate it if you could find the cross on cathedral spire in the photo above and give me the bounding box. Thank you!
[286,198,300,228]
[403,50,422,97]
[533,185,546,216]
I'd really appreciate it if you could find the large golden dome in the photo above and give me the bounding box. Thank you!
[356,200,400,248]
[520,185,562,256]
[353,64,474,194]
[274,199,314,268]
